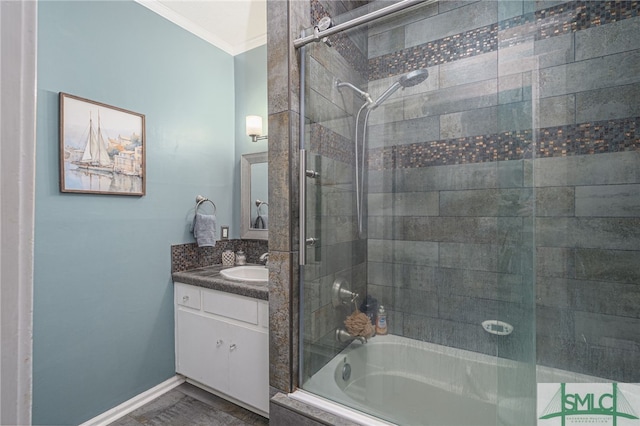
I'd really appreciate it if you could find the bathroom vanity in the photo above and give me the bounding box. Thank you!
[172,266,269,417]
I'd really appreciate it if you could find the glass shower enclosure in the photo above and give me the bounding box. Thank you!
[297,1,639,425]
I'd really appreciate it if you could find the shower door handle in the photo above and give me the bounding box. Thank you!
[300,149,307,265]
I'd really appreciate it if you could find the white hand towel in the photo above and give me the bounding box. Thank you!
[193,213,217,247]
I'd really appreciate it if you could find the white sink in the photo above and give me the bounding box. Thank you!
[220,265,268,283]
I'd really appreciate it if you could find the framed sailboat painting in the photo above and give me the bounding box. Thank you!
[59,92,146,196]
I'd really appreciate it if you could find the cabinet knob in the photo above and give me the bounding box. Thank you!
[182,295,189,303]
[229,344,237,351]
[216,339,224,346]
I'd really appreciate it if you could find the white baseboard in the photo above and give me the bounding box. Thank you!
[79,375,185,426]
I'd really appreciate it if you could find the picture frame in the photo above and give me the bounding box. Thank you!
[59,92,146,196]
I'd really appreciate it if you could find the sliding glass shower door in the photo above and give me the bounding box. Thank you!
[296,1,601,424]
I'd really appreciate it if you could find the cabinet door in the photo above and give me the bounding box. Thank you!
[176,309,229,393]
[228,324,269,413]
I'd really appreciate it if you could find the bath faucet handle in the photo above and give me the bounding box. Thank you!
[350,292,359,310]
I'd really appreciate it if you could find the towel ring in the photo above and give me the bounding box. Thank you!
[195,195,217,215]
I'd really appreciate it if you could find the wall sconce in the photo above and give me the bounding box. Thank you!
[246,115,268,142]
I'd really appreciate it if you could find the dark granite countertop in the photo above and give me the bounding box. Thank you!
[172,264,268,301]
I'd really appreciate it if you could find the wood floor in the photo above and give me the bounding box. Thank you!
[108,382,269,426]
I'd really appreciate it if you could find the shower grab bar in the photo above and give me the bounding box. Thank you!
[293,0,434,49]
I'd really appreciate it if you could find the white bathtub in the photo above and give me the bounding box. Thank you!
[292,334,611,426]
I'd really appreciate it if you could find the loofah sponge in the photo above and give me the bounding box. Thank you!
[344,309,375,338]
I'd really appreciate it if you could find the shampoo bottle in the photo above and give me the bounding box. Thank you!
[376,305,388,335]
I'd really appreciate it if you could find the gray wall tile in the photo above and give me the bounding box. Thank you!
[498,73,526,104]
[440,188,533,217]
[440,106,498,139]
[368,191,439,217]
[574,311,640,349]
[405,1,497,48]
[400,216,503,244]
[575,248,640,284]
[269,111,293,252]
[575,83,640,123]
[439,52,498,89]
[536,217,640,250]
[498,100,533,132]
[367,0,439,38]
[532,152,640,187]
[404,79,498,121]
[269,251,295,392]
[440,242,498,272]
[366,97,405,126]
[368,238,439,266]
[539,50,640,99]
[498,160,524,188]
[498,40,536,77]
[368,26,405,58]
[535,33,575,69]
[536,186,575,217]
[368,115,440,149]
[406,162,499,191]
[575,17,640,62]
[575,184,640,217]
[403,314,498,356]
[536,247,575,279]
[570,279,640,319]
[539,94,575,128]
[536,277,571,309]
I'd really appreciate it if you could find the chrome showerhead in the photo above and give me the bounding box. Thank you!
[399,69,429,88]
[370,69,429,109]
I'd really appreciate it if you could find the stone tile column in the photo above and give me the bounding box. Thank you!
[266,0,311,394]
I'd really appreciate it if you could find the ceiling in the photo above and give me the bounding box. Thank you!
[136,0,267,56]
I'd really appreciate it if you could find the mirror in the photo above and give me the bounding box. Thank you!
[241,152,268,240]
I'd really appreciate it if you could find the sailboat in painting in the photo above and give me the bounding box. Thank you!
[74,112,113,173]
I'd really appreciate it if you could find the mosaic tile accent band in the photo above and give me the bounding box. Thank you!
[369,24,498,80]
[171,240,269,273]
[366,117,640,170]
[502,1,640,35]
[309,122,354,165]
[369,1,640,81]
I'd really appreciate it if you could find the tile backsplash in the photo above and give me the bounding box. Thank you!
[171,240,269,273]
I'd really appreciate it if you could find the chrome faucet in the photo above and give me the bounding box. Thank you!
[259,252,269,265]
[335,328,367,344]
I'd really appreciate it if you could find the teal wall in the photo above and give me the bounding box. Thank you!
[233,46,268,234]
[234,45,268,158]
[34,2,240,424]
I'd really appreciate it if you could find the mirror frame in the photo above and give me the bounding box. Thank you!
[240,151,268,240]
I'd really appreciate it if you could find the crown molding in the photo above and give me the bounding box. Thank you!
[135,0,237,55]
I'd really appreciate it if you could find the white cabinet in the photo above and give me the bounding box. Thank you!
[174,282,269,416]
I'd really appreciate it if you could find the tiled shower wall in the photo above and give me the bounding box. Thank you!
[363,0,640,381]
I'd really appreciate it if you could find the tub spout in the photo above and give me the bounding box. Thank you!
[335,328,367,344]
